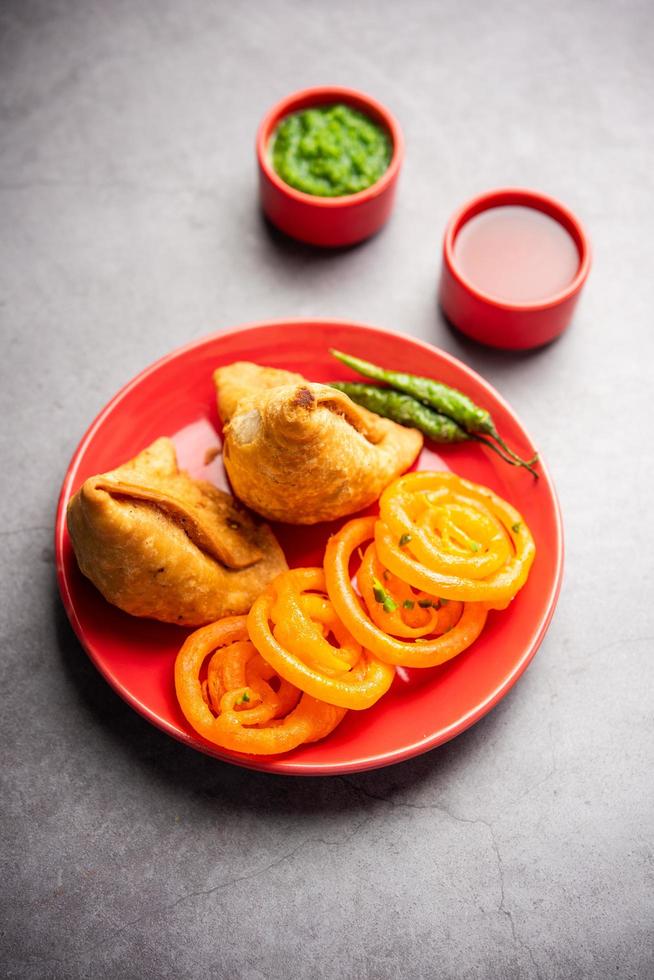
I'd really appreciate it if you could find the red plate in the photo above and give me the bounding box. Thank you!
[55,320,563,775]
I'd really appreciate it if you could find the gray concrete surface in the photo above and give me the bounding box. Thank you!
[2,1,653,977]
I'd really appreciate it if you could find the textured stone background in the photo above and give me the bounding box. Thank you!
[1,1,653,978]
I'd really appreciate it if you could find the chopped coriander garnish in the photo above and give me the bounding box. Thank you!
[418,598,433,608]
[439,598,449,606]
[403,599,415,610]
[373,576,397,613]
[470,542,480,552]
[399,533,412,547]
[241,692,250,703]
[511,522,522,533]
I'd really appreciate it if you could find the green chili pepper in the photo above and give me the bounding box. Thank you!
[331,381,535,472]
[332,350,493,430]
[331,381,468,443]
[331,350,538,477]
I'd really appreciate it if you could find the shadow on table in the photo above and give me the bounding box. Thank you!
[259,212,383,260]
[436,298,566,374]
[53,584,513,819]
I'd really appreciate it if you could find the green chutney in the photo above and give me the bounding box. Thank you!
[270,103,392,198]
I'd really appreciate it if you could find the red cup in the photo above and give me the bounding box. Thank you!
[438,188,591,350]
[256,86,404,248]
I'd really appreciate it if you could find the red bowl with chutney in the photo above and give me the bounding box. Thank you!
[438,188,591,350]
[256,86,404,248]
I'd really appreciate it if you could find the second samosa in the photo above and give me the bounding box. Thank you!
[67,437,287,625]
[215,364,423,524]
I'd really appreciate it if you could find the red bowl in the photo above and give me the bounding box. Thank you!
[438,188,591,350]
[256,86,404,247]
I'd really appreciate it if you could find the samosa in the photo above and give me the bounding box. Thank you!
[67,438,287,625]
[217,372,423,524]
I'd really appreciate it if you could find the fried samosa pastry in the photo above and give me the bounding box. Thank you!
[67,438,287,625]
[221,382,423,524]
[213,362,305,423]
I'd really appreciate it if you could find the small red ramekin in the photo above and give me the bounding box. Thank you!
[438,188,591,350]
[256,86,404,248]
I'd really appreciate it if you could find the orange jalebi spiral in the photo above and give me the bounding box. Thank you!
[175,616,346,754]
[175,472,536,754]
[375,472,535,609]
[324,517,488,668]
[247,568,395,709]
[358,541,461,639]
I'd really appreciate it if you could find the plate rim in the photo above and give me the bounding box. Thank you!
[55,318,564,775]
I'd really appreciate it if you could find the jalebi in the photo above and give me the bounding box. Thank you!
[375,472,535,609]
[247,568,394,709]
[174,615,346,754]
[175,471,537,755]
[324,517,487,668]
